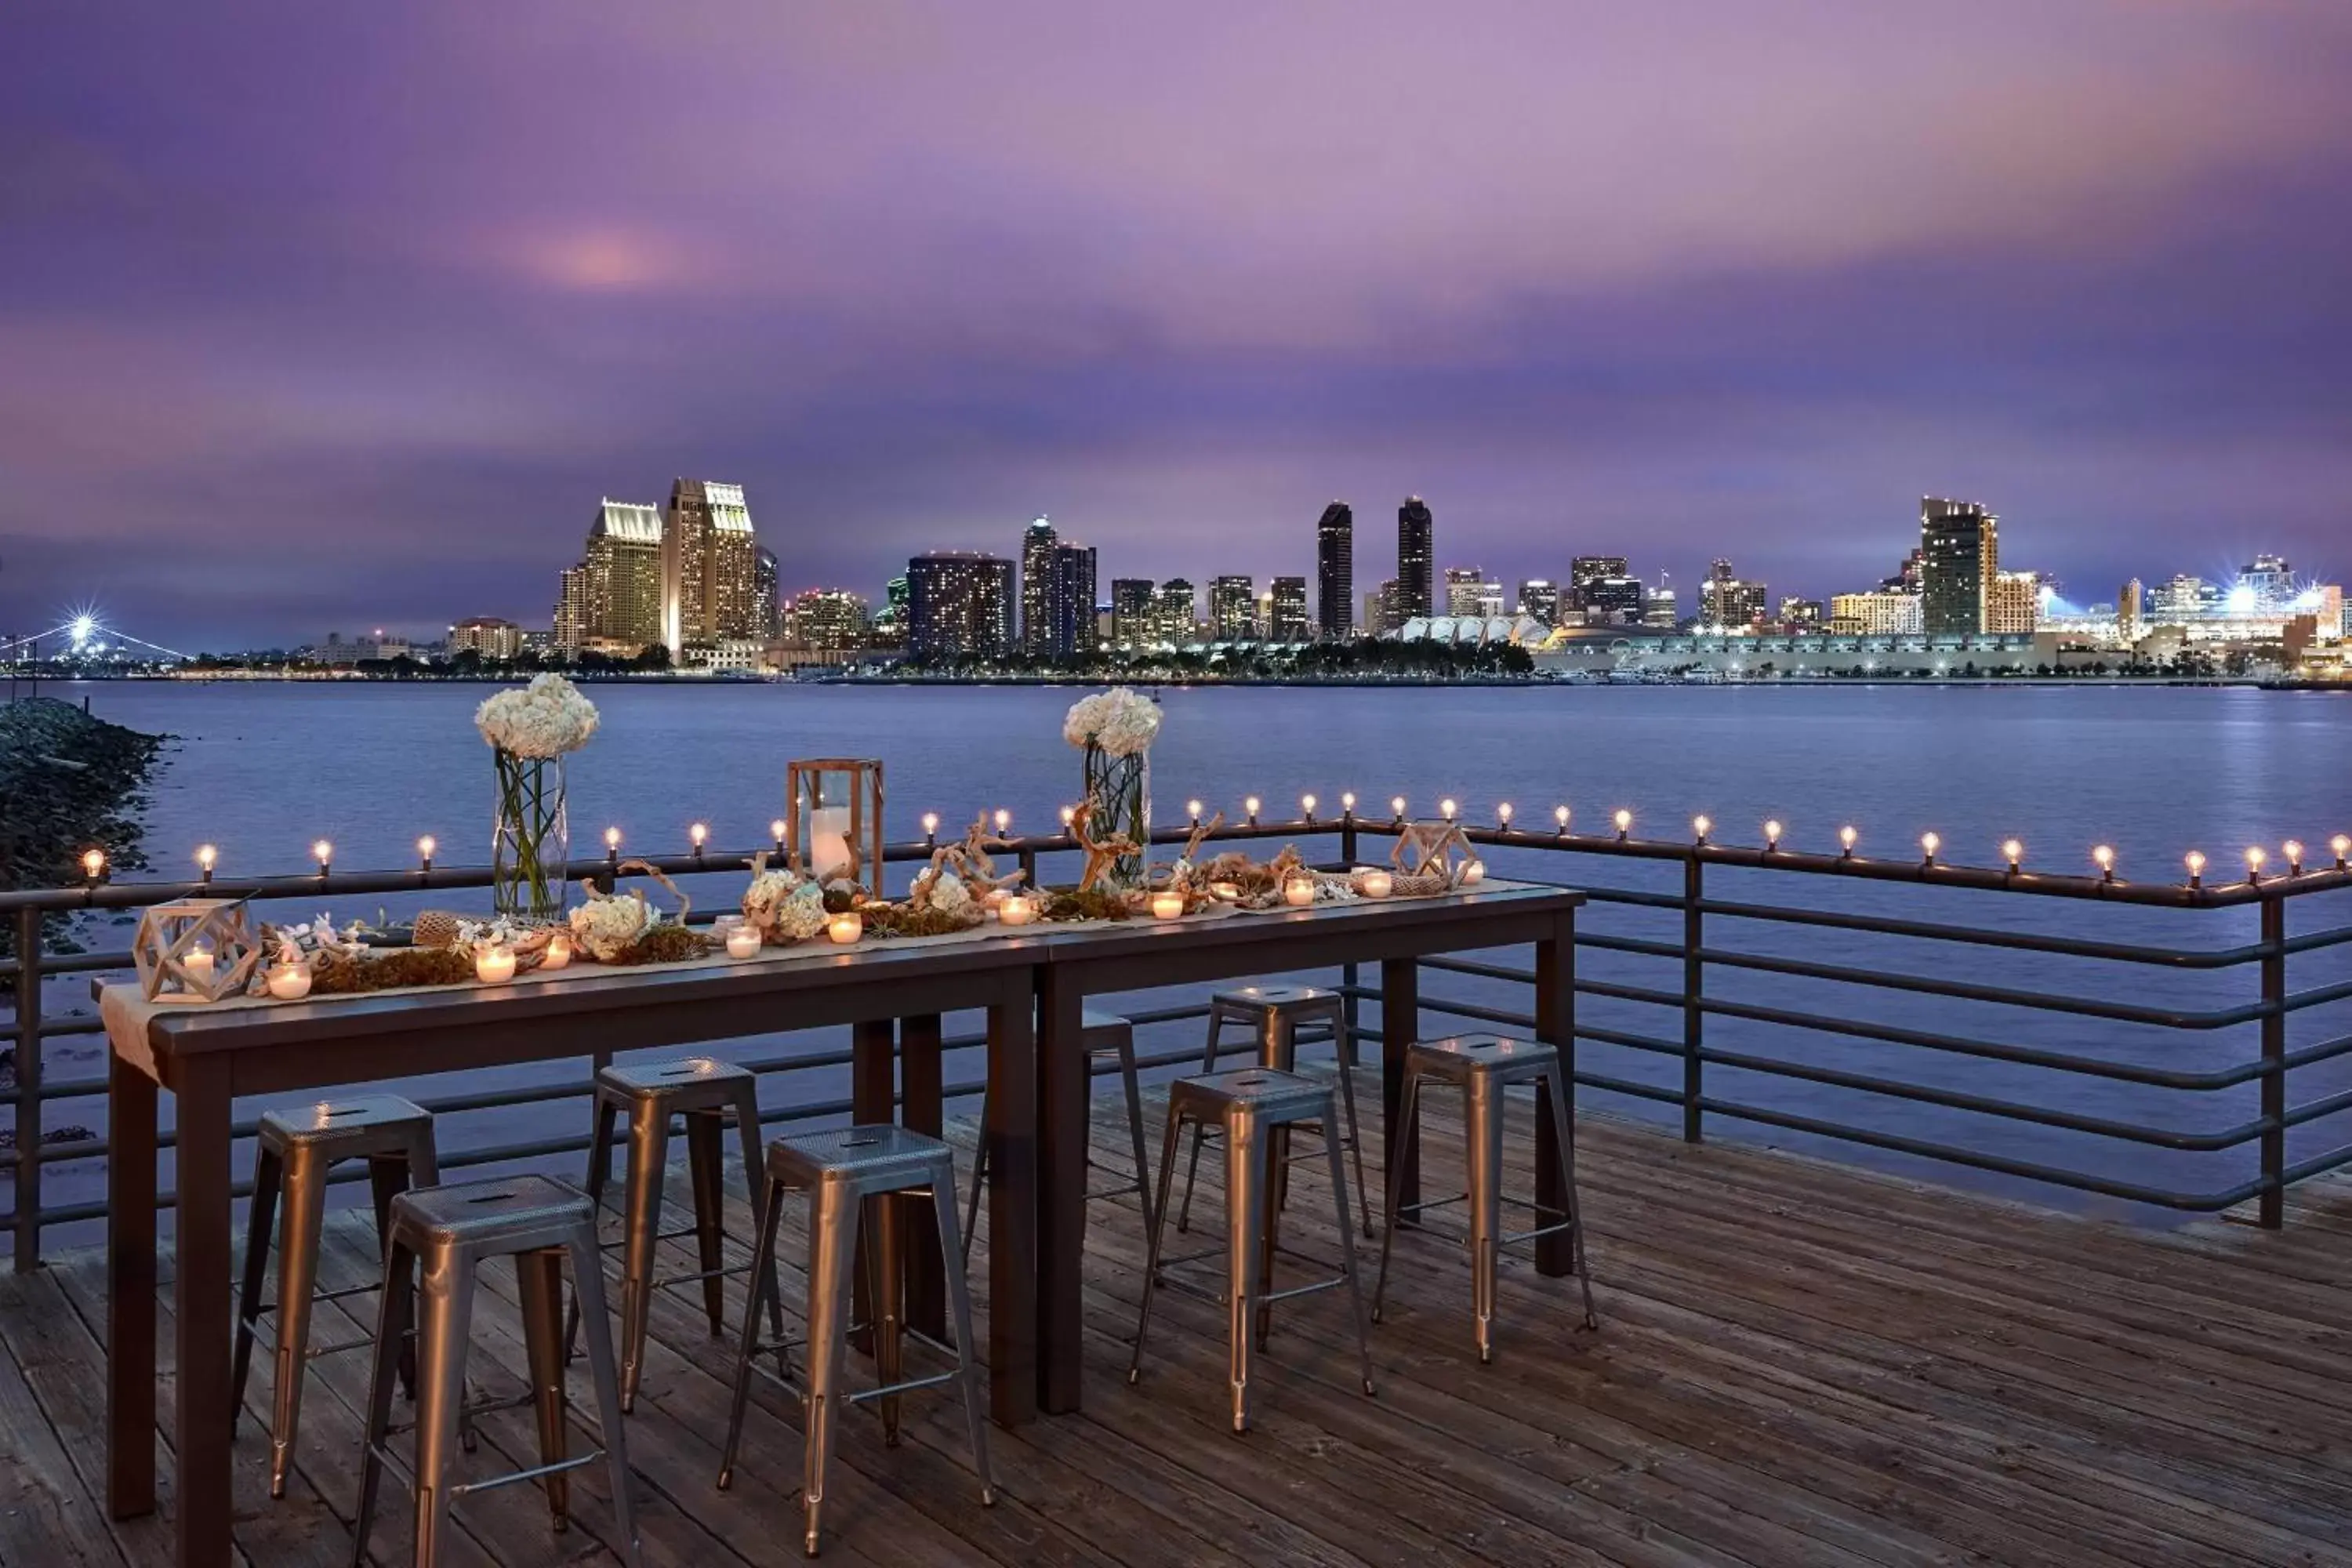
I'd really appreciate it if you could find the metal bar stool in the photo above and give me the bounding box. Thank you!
[1373,1034,1598,1363]
[567,1056,782,1411]
[354,1174,641,1568]
[718,1124,995,1557]
[1178,984,1372,1238]
[964,1009,1152,1265]
[1131,1067,1376,1434]
[233,1094,438,1499]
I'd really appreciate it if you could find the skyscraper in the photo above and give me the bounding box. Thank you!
[1396,497,1434,619]
[1019,517,1058,656]
[753,546,780,638]
[2118,578,2144,643]
[1920,497,1998,634]
[1582,576,1645,625]
[1569,557,1629,612]
[1269,576,1308,641]
[786,588,870,652]
[1109,579,1155,644]
[1987,572,2038,634]
[1374,578,1402,633]
[554,564,591,652]
[1700,558,1766,629]
[1517,580,1560,625]
[1047,541,1097,658]
[1155,579,1197,643]
[1443,567,1486,618]
[1209,575,1256,641]
[906,552,1013,660]
[1316,502,1353,638]
[564,499,665,654]
[662,478,759,660]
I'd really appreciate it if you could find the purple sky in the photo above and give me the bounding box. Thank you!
[5,2,2350,649]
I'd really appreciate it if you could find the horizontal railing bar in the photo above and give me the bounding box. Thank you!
[1691,945,2261,1029]
[2278,1142,2352,1188]
[1693,896,2263,970]
[2278,1086,2352,1134]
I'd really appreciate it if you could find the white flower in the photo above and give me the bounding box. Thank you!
[476,673,601,759]
[742,868,802,932]
[1063,687,1161,757]
[567,891,650,960]
[927,870,974,915]
[772,881,830,942]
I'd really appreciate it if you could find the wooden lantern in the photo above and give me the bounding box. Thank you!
[132,898,263,1004]
[784,758,884,892]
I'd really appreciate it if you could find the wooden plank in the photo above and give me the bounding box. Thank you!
[0,1290,130,1566]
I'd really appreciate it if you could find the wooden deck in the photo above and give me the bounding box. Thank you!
[6,1077,2352,1567]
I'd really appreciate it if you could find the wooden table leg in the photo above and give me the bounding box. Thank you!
[985,974,1036,1425]
[1035,967,1087,1414]
[898,1013,946,1340]
[851,1018,895,1355]
[1534,913,1576,1276]
[1380,956,1421,1225]
[174,1060,235,1567]
[107,1054,158,1519]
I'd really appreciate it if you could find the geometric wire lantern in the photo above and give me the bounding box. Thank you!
[132,898,263,1004]
[783,757,884,894]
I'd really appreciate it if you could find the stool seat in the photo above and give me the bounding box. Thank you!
[1210,983,1334,1014]
[1172,1065,1334,1116]
[260,1094,433,1153]
[771,1123,949,1188]
[1406,1033,1559,1083]
[597,1055,755,1103]
[393,1174,593,1249]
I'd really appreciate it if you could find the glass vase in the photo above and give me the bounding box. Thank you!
[492,750,570,922]
[1082,744,1152,888]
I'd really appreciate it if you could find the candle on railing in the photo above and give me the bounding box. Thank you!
[196,844,218,882]
[1341,791,1357,817]
[1839,825,1859,858]
[1188,799,1203,826]
[1391,796,1406,822]
[2334,834,2350,871]
[1301,793,1317,822]
[2283,840,2304,876]
[265,959,312,1000]
[726,922,763,960]
[2094,844,2115,882]
[999,895,1036,927]
[2245,846,2267,884]
[771,818,789,855]
[1060,804,1076,833]
[1613,809,1632,840]
[1920,832,1940,867]
[1497,802,1513,830]
[1151,890,1185,920]
[1764,819,1783,852]
[184,939,216,985]
[475,944,517,984]
[604,826,622,861]
[541,930,573,970]
[79,847,107,885]
[1555,804,1570,835]
[416,835,436,873]
[1359,869,1393,898]
[921,812,939,846]
[827,910,864,945]
[993,808,1011,836]
[1461,859,1486,886]
[312,840,333,877]
[2186,849,2206,888]
[1692,815,1711,845]
[1440,798,1457,822]
[1283,874,1316,908]
[690,822,709,859]
[2002,839,2023,873]
[1245,796,1261,824]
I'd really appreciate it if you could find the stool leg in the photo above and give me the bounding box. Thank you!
[1371,1067,1423,1324]
[1127,1105,1185,1385]
[872,1191,905,1448]
[269,1143,328,1499]
[514,1247,572,1530]
[717,1174,789,1490]
[565,1228,644,1568]
[930,1159,997,1507]
[1254,1120,1286,1352]
[1114,1034,1155,1236]
[368,1153,421,1400]
[618,1104,673,1412]
[1329,1014,1374,1238]
[351,1237,413,1568]
[412,1248,478,1568]
[564,1096,619,1367]
[1321,1113,1377,1398]
[1177,1011,1230,1233]
[1542,1061,1599,1330]
[685,1109,730,1336]
[732,1084,788,1356]
[803,1180,860,1557]
[230,1145,282,1437]
[1227,1110,1272,1433]
[1468,1076,1504,1364]
[961,1088,989,1272]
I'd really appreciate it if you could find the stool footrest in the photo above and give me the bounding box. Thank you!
[845,1367,963,1405]
[452,1450,607,1500]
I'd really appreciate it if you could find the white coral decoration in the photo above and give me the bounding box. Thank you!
[1062,687,1160,758]
[474,673,601,760]
[925,869,974,915]
[773,881,830,942]
[283,913,365,961]
[566,890,651,961]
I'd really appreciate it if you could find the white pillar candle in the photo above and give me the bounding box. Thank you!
[808,807,855,881]
[1150,891,1185,920]
[540,931,573,971]
[998,895,1036,927]
[726,924,764,960]
[1283,876,1316,907]
[1461,859,1486,886]
[475,945,517,984]
[1359,870,1394,899]
[827,911,864,945]
[265,962,312,1000]
[183,943,216,985]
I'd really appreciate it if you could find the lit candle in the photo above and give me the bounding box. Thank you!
[541,930,573,970]
[1764,819,1783,851]
[1921,832,1940,865]
[1613,809,1632,840]
[1151,891,1185,920]
[690,821,709,855]
[921,811,939,844]
[993,808,1011,835]
[999,895,1036,927]
[1359,869,1393,899]
[2093,844,2115,880]
[809,807,855,880]
[313,839,333,874]
[604,826,622,857]
[183,941,216,985]
[475,945,516,984]
[1245,796,1261,822]
[1341,791,1357,815]
[81,847,107,883]
[2245,846,2266,883]
[1188,799,1203,824]
[1692,815,1711,844]
[196,844,218,880]
[1440,798,1457,822]
[266,961,312,1000]
[1301,793,1317,819]
[1497,802,1513,828]
[1461,859,1486,886]
[2003,839,2024,872]
[727,923,764,959]
[1060,804,1076,831]
[1555,804,1570,833]
[1391,796,1406,820]
[1283,875,1316,907]
[2284,840,2304,874]
[2333,834,2350,870]
[827,910,864,945]
[416,835,435,871]
[1840,825,1859,856]
[771,818,789,852]
[2186,849,2206,887]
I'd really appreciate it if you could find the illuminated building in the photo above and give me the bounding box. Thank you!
[1109,579,1156,644]
[448,617,523,659]
[1518,579,1560,625]
[1569,557,1628,608]
[1210,575,1256,640]
[753,547,780,638]
[1700,558,1766,629]
[1987,571,2039,635]
[906,551,1013,659]
[1396,497,1434,619]
[786,588,869,652]
[1019,517,1059,656]
[1316,502,1353,638]
[1046,542,1096,657]
[662,479,759,661]
[561,499,666,655]
[1269,576,1309,641]
[1154,579,1197,643]
[1779,597,1825,628]
[553,565,591,652]
[1444,567,1486,617]
[2117,578,2144,643]
[1642,583,1678,629]
[1920,497,1998,634]
[1829,591,1923,635]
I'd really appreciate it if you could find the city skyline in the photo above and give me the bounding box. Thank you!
[5,5,2351,648]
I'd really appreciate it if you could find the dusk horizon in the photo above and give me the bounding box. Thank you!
[7,2,2352,648]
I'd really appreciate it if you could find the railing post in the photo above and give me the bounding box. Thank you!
[2259,894,2285,1229]
[1683,852,1704,1144]
[13,906,44,1270]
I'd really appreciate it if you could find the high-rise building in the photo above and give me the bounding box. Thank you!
[2118,578,2144,643]
[448,617,524,659]
[906,552,1013,660]
[786,589,870,652]
[1316,503,1353,638]
[662,479,760,660]
[1396,497,1434,619]
[1919,497,1998,634]
[1154,579,1197,643]
[1443,566,1486,618]
[1363,587,1386,634]
[753,547,780,638]
[1829,591,1923,635]
[1019,517,1059,656]
[1517,580,1560,625]
[1581,576,1645,625]
[1569,557,1629,610]
[1987,571,2039,635]
[1269,576,1309,641]
[1642,583,1679,630]
[1779,597,1825,629]
[2238,554,2295,606]
[554,565,592,652]
[1882,547,1926,596]
[1700,558,1767,629]
[868,575,910,650]
[1046,542,1097,659]
[568,499,665,653]
[1110,579,1156,644]
[1209,575,1256,641]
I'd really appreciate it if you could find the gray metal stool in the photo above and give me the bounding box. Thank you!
[568,1056,782,1411]
[1178,984,1372,1238]
[964,1009,1152,1265]
[354,1174,641,1568]
[718,1124,995,1557]
[1373,1034,1598,1363]
[1131,1067,1376,1433]
[233,1094,438,1499]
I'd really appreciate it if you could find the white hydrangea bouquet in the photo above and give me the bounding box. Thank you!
[1063,687,1160,888]
[474,673,600,920]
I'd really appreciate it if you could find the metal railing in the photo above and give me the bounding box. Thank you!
[5,813,2351,1271]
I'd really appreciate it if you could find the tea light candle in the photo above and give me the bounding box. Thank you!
[1359,869,1393,899]
[540,930,573,971]
[1210,881,1243,902]
[476,945,517,985]
[999,895,1036,927]
[265,961,312,1000]
[827,911,864,945]
[726,924,764,960]
[1283,876,1316,907]
[184,942,216,985]
[1151,891,1185,920]
[1461,859,1486,886]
